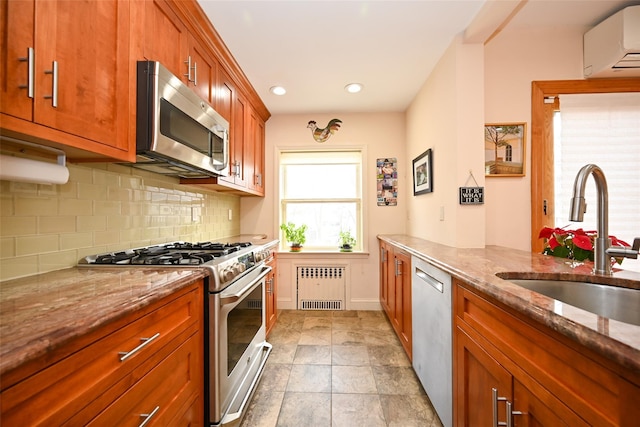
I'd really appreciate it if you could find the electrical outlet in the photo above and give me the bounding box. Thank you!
[439,206,445,221]
[228,209,233,221]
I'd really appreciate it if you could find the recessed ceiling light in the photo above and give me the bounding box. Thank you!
[345,83,363,94]
[270,86,286,96]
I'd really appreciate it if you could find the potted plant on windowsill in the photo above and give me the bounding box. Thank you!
[280,222,307,252]
[338,230,356,252]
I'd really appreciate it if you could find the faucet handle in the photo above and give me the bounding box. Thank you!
[606,237,640,260]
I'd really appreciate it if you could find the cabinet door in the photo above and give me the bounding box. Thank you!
[252,114,265,194]
[0,0,34,121]
[33,0,129,150]
[187,33,217,106]
[454,326,512,427]
[379,242,390,312]
[393,250,411,357]
[245,106,258,192]
[265,254,277,336]
[142,0,188,81]
[512,379,589,427]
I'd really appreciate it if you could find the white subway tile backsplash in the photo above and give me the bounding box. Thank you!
[1,162,240,281]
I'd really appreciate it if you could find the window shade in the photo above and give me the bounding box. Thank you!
[555,93,640,271]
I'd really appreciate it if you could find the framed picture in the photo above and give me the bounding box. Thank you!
[484,122,526,177]
[412,149,433,195]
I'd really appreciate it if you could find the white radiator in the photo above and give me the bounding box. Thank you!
[297,266,346,310]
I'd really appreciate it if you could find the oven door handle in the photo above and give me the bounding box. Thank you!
[219,265,272,305]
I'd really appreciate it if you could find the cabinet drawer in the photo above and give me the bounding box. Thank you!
[1,284,201,426]
[88,331,201,426]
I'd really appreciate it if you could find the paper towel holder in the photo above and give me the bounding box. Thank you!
[0,136,70,184]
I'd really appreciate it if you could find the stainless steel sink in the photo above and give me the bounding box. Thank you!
[505,278,640,326]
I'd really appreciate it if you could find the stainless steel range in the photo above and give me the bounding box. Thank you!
[80,240,274,427]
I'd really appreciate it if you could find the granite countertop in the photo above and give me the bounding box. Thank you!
[0,267,207,379]
[378,234,640,373]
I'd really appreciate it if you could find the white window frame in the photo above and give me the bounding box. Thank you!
[278,149,364,251]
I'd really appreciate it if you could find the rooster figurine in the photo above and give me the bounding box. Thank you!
[307,119,342,143]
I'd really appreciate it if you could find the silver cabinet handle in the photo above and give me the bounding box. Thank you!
[44,60,58,107]
[492,388,508,427]
[506,401,522,427]
[394,259,401,276]
[138,405,160,427]
[193,61,197,86]
[118,332,160,361]
[184,56,196,84]
[18,47,35,98]
[380,247,386,263]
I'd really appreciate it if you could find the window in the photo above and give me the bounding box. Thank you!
[279,150,362,250]
[553,93,640,271]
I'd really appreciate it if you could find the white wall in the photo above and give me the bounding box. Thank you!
[241,113,405,309]
[405,38,486,248]
[484,27,585,251]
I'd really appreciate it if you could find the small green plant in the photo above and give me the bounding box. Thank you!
[338,230,356,252]
[280,222,307,251]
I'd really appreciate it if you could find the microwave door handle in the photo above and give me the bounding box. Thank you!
[222,129,229,170]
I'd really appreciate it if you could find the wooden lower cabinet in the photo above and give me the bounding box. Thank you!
[378,240,411,359]
[0,281,204,426]
[454,279,639,427]
[265,248,278,336]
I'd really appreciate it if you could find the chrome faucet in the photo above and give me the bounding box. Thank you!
[569,164,611,275]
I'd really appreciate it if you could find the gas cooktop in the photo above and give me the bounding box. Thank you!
[80,241,253,266]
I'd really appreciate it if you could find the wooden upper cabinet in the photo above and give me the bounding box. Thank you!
[0,0,34,121]
[0,0,132,160]
[187,33,217,105]
[141,0,188,82]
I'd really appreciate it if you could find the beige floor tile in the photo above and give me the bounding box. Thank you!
[299,328,332,345]
[257,363,291,392]
[243,310,438,427]
[240,389,284,427]
[379,394,443,427]
[302,316,332,330]
[332,317,362,330]
[331,393,386,427]
[268,327,302,344]
[277,392,331,427]
[293,345,331,365]
[372,366,425,395]
[332,365,378,394]
[332,345,369,366]
[368,344,412,367]
[286,364,332,393]
[331,329,367,345]
[267,343,297,364]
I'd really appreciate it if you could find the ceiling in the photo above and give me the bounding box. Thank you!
[197,0,636,115]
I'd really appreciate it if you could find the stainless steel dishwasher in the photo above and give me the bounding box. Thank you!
[411,255,452,427]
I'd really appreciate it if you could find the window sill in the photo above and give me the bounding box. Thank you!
[276,250,370,259]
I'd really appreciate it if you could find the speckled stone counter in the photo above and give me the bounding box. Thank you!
[378,234,640,373]
[0,267,207,378]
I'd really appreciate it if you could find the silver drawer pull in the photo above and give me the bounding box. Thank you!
[138,405,160,427]
[119,332,160,362]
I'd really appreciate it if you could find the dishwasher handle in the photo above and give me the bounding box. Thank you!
[414,267,444,293]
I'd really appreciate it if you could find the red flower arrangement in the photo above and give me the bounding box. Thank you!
[539,226,630,264]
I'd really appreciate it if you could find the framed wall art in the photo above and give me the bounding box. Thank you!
[376,158,397,206]
[412,149,433,195]
[484,122,526,177]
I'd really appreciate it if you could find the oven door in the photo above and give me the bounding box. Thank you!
[209,264,272,427]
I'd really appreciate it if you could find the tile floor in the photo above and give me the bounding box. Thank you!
[240,310,444,427]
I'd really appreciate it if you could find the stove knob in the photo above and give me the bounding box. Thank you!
[222,267,235,282]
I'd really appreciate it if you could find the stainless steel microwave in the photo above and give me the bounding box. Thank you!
[132,61,229,178]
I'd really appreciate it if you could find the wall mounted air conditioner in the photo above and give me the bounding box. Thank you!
[583,5,640,78]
